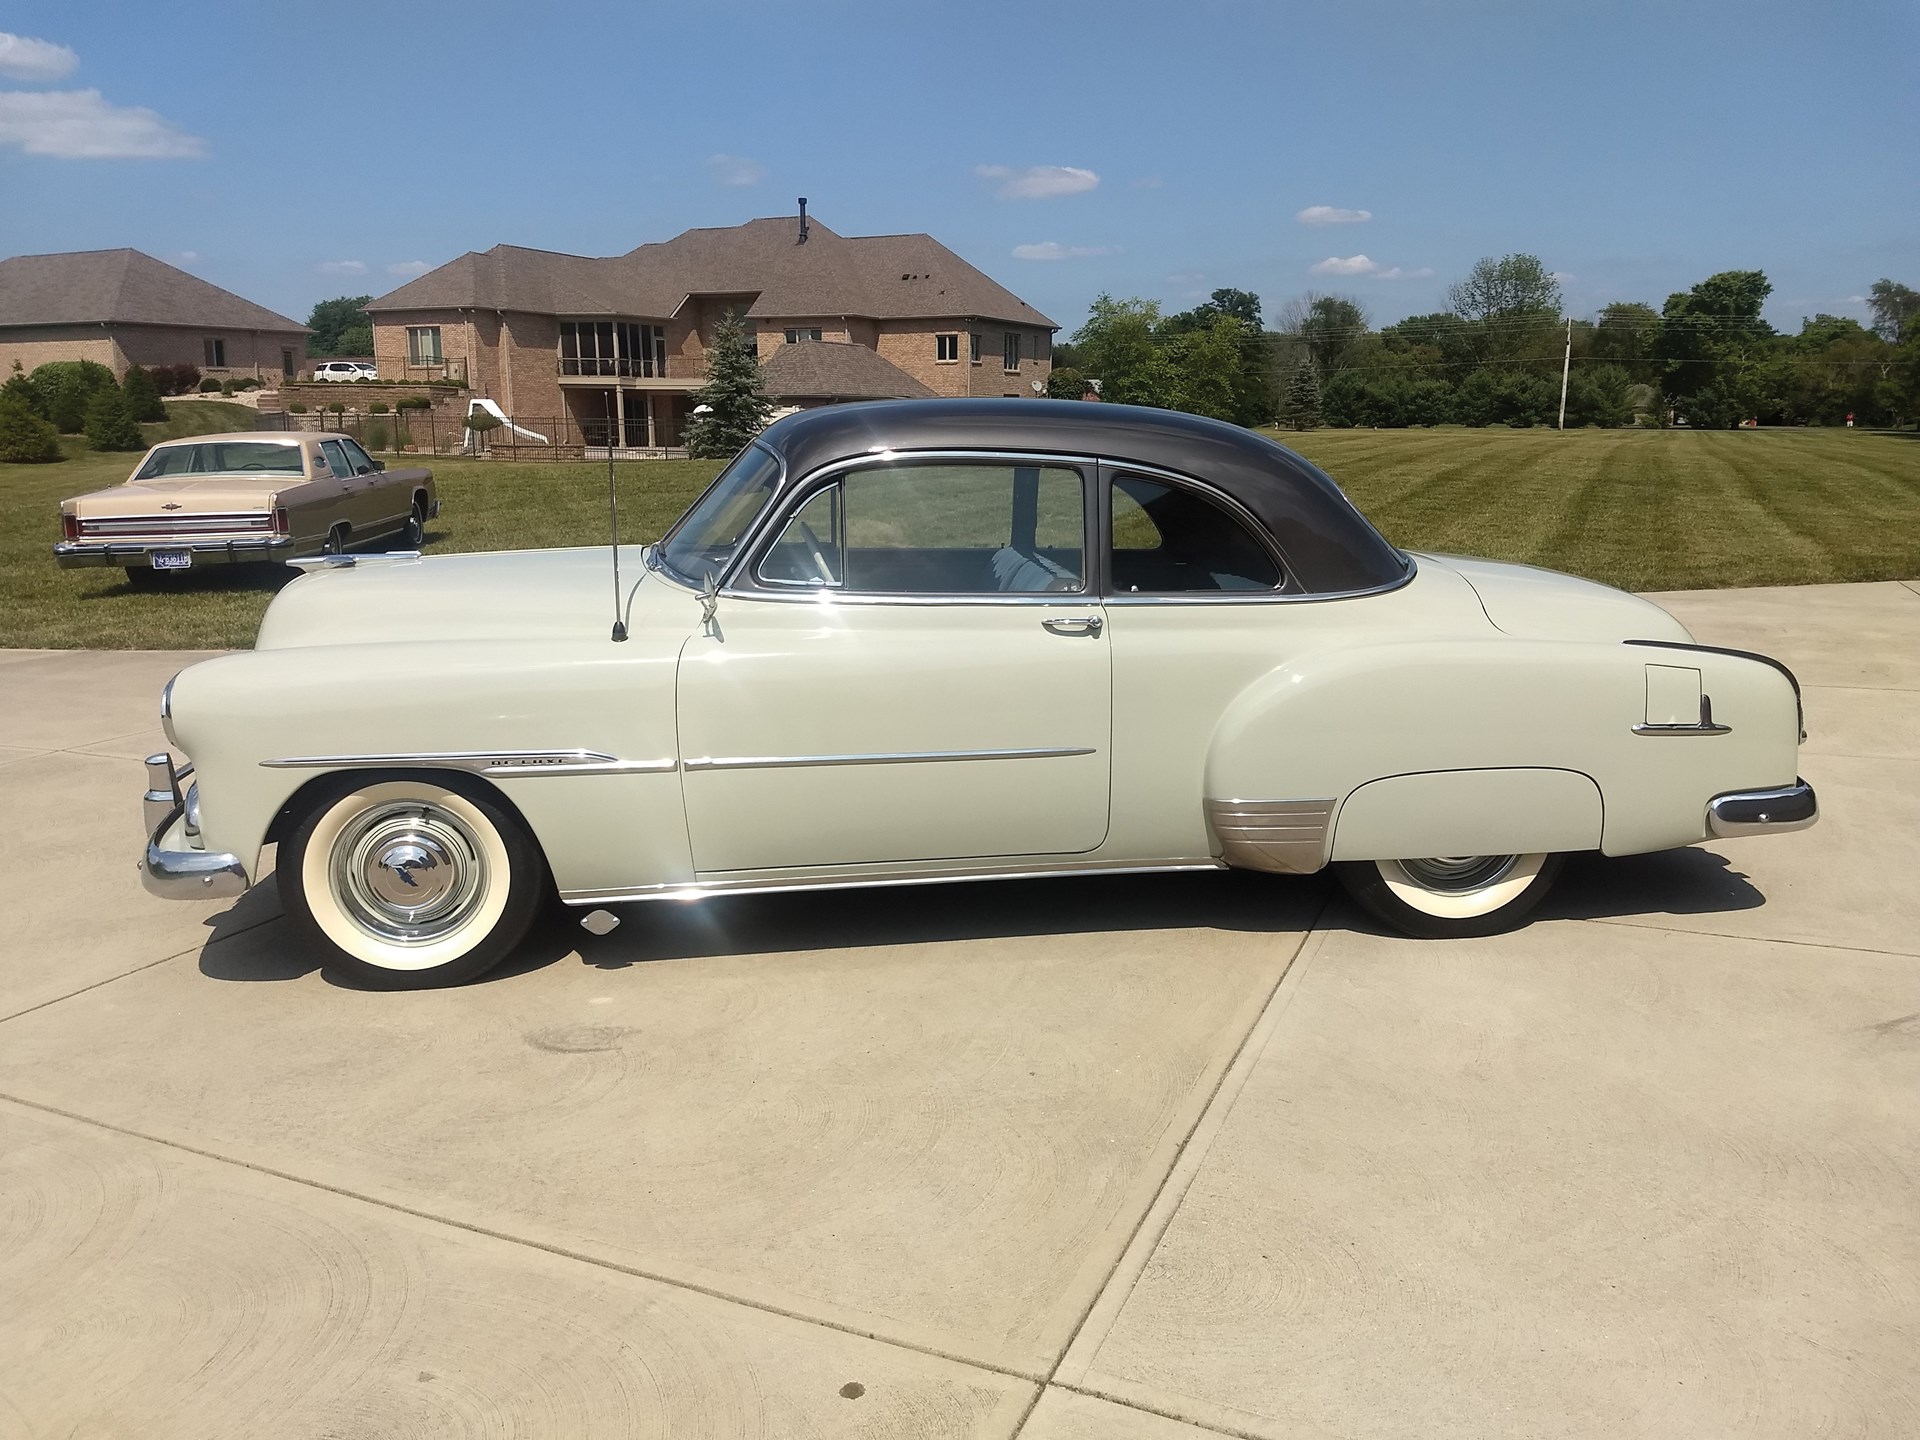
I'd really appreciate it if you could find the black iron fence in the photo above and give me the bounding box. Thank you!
[257,408,688,459]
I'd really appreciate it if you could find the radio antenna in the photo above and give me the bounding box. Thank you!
[606,427,628,641]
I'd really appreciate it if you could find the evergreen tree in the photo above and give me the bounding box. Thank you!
[1283,364,1322,430]
[83,386,146,451]
[0,389,63,462]
[685,312,773,458]
[4,359,48,418]
[122,364,167,422]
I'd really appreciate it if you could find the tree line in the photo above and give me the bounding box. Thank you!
[1052,260,1920,431]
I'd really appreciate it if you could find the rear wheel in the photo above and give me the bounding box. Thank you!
[322,523,351,555]
[278,772,548,988]
[400,499,426,548]
[1335,852,1563,939]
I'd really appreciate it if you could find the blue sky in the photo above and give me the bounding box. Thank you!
[1,0,1913,335]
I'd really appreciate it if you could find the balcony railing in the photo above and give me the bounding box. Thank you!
[558,355,707,380]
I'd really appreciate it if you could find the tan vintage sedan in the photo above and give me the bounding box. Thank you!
[55,432,437,586]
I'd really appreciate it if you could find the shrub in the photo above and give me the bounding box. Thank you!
[464,408,502,432]
[83,387,146,451]
[199,377,223,393]
[0,389,63,462]
[157,363,201,395]
[364,421,390,451]
[369,401,389,414]
[326,401,345,414]
[31,359,118,432]
[121,365,168,422]
[288,402,308,414]
[397,395,432,410]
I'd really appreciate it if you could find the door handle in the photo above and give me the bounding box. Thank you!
[1042,615,1103,637]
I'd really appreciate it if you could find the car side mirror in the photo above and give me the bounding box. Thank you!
[369,460,385,472]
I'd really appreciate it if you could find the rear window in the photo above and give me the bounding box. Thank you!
[136,442,306,478]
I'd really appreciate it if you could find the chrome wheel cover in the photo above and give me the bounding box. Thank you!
[1397,855,1519,893]
[329,800,487,944]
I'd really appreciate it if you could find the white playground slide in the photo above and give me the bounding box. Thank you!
[463,397,548,449]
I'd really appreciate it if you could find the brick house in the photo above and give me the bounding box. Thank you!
[364,207,1055,449]
[0,248,307,383]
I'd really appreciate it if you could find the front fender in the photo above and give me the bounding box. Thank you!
[167,637,691,894]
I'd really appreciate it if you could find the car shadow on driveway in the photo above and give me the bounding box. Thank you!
[194,848,1766,987]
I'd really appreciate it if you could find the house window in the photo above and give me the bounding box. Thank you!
[408,326,443,366]
[936,334,960,363]
[785,327,822,344]
[203,337,226,368]
[1004,333,1020,371]
[969,332,981,364]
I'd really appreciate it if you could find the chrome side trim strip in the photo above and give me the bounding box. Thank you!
[681,745,1096,772]
[1205,797,1337,875]
[261,750,676,776]
[560,856,1225,906]
[1632,721,1733,736]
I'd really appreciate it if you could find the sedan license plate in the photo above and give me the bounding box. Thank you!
[150,550,193,571]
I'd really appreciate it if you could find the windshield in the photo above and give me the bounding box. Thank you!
[656,443,783,586]
[135,441,305,478]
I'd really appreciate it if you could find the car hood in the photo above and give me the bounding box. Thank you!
[1413,553,1693,644]
[255,546,670,649]
[66,477,285,516]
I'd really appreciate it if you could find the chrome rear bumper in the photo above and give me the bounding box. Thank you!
[55,536,294,569]
[1707,779,1818,838]
[139,753,248,899]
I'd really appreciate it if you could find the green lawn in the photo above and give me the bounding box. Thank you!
[2,419,1915,649]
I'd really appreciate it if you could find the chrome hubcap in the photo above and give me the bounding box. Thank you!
[1398,855,1519,892]
[331,801,486,943]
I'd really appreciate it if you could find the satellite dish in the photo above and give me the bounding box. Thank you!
[1030,380,1045,394]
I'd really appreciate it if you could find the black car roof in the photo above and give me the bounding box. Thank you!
[755,398,1408,595]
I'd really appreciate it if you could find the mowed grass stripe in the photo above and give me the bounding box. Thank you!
[3,425,1916,649]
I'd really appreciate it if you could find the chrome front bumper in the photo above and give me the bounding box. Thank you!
[1707,779,1818,838]
[139,753,248,899]
[55,536,295,569]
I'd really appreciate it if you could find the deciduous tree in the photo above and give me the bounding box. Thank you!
[307,295,375,356]
[1072,295,1175,408]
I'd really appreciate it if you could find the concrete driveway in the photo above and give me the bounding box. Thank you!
[1,582,1915,1438]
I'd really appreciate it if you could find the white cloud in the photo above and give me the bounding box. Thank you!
[387,260,431,277]
[318,259,367,276]
[0,32,78,82]
[1845,294,1867,304]
[1130,175,1164,189]
[0,89,204,159]
[1310,254,1379,277]
[172,250,200,264]
[1372,266,1434,281]
[1297,205,1371,226]
[1012,242,1114,261]
[1549,271,1574,285]
[976,163,1099,200]
[706,153,765,186]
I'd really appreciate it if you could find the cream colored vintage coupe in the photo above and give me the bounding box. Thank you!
[140,401,1815,988]
[56,432,436,585]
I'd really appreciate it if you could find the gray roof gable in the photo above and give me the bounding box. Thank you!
[0,248,305,331]
[368,215,1054,329]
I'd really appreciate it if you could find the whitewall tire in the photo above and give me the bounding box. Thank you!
[1335,852,1564,939]
[279,773,547,988]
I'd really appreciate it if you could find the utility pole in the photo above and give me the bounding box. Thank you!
[1557,318,1573,430]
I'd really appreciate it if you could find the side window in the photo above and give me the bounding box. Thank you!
[1109,473,1283,594]
[757,462,1085,595]
[320,440,355,478]
[340,438,376,473]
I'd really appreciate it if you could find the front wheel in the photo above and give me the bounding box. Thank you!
[1335,852,1564,939]
[279,772,548,988]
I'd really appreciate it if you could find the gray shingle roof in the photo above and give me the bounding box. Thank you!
[367,216,1054,329]
[758,341,936,401]
[0,249,305,331]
